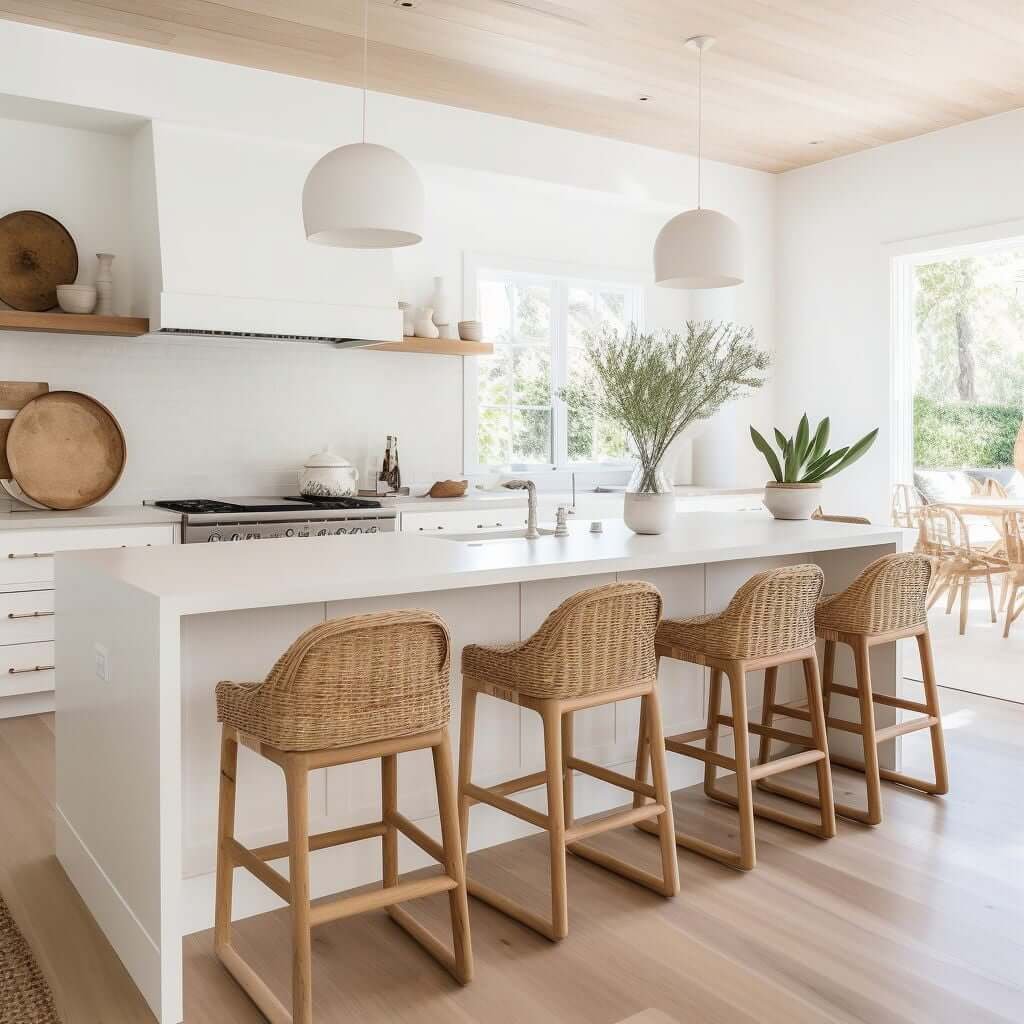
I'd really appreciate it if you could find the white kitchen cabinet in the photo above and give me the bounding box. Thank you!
[400,507,528,534]
[0,521,176,718]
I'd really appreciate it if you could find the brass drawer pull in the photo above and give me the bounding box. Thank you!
[6,551,53,560]
[7,611,54,620]
[8,664,54,675]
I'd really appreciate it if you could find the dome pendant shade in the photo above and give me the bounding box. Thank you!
[654,208,743,289]
[302,142,425,249]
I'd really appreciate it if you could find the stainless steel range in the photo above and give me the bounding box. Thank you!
[150,496,397,544]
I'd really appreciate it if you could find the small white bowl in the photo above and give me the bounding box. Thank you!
[458,321,484,342]
[56,284,97,315]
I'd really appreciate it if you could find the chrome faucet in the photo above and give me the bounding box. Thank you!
[503,479,540,539]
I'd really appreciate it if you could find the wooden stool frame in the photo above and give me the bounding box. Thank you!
[457,677,679,942]
[635,646,836,872]
[215,725,473,1024]
[758,624,949,825]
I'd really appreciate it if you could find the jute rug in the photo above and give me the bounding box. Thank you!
[0,893,58,1024]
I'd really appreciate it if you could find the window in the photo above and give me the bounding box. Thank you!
[464,258,644,471]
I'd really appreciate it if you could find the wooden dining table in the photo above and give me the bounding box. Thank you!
[942,496,1024,517]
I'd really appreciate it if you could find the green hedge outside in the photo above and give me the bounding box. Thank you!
[914,395,1022,468]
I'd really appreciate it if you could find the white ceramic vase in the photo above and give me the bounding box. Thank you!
[95,253,115,315]
[762,482,822,520]
[623,462,676,535]
[415,308,440,339]
[431,276,450,327]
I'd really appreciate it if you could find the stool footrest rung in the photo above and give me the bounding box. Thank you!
[216,944,292,1024]
[874,716,938,742]
[467,878,560,942]
[827,683,931,715]
[387,811,445,864]
[225,838,291,903]
[749,747,825,781]
[462,782,549,830]
[769,701,811,722]
[568,837,676,895]
[387,905,464,983]
[250,821,386,864]
[567,756,656,799]
[310,874,457,927]
[717,715,817,750]
[564,803,665,844]
[665,737,736,771]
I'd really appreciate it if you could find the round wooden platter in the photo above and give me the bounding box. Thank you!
[6,391,126,509]
[0,211,78,312]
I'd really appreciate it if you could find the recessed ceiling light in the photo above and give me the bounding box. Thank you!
[392,0,419,8]
[639,95,652,102]
[809,139,824,145]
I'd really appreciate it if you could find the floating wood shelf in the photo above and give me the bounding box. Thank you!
[365,338,493,356]
[0,311,150,337]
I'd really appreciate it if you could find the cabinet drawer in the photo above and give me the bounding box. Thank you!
[0,524,174,587]
[1,641,54,697]
[401,507,528,534]
[0,591,55,645]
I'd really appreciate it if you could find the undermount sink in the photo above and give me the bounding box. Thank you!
[433,527,556,544]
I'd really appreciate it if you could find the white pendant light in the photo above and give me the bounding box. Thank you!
[302,0,424,248]
[654,35,743,289]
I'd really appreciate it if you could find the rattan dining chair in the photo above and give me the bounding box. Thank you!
[459,581,679,942]
[214,610,472,1024]
[891,484,925,530]
[1000,511,1024,638]
[758,553,948,826]
[634,564,835,872]
[918,504,1007,635]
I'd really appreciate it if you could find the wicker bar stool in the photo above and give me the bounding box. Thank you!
[458,581,679,942]
[634,564,835,872]
[759,553,948,825]
[214,610,472,1024]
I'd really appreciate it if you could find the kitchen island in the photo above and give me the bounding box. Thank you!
[54,512,906,1023]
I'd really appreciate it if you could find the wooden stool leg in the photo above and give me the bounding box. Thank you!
[986,571,998,623]
[382,754,398,888]
[214,726,238,955]
[631,690,651,816]
[821,640,836,718]
[917,630,949,795]
[803,656,836,837]
[644,687,681,897]
[852,637,883,825]
[285,757,313,1024]
[958,576,970,635]
[1006,581,1022,638]
[756,666,779,768]
[726,667,756,870]
[562,710,575,828]
[702,668,724,798]
[944,573,959,615]
[432,733,474,983]
[542,702,569,940]
[457,683,478,856]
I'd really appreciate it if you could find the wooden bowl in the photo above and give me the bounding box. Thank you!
[428,479,469,499]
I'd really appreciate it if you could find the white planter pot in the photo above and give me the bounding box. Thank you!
[763,482,822,520]
[623,491,676,535]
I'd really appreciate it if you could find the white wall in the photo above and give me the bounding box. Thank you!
[0,21,777,504]
[776,108,1024,521]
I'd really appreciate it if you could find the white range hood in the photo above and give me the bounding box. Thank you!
[131,122,402,345]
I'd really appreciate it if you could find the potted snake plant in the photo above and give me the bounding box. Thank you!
[751,415,878,520]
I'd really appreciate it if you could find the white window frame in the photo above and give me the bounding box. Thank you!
[462,252,647,473]
[888,217,1024,489]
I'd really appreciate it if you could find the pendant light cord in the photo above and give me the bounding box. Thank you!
[361,0,368,143]
[696,43,703,210]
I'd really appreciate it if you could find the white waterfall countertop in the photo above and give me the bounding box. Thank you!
[57,511,904,617]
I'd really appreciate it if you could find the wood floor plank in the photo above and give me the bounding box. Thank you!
[0,688,1021,1023]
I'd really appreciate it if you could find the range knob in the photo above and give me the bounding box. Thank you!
[334,527,347,535]
[230,532,242,541]
[284,528,295,538]
[208,533,222,542]
[351,527,362,534]
[316,528,328,537]
[367,526,379,534]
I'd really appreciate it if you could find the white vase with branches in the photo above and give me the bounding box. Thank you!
[563,321,770,534]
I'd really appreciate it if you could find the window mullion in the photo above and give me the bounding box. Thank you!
[551,281,568,468]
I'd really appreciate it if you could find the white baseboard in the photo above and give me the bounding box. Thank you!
[56,808,177,1023]
[0,691,54,719]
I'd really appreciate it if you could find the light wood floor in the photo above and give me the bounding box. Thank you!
[1,685,1022,1024]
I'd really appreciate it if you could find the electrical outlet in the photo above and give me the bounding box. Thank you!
[94,643,111,682]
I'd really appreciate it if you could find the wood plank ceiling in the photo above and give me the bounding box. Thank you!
[2,1,1023,172]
